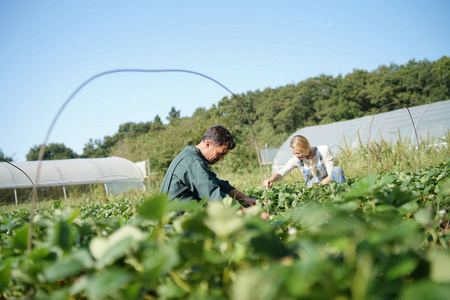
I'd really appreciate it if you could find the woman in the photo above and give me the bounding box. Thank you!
[263,135,345,188]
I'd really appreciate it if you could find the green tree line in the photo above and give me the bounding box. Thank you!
[23,56,450,173]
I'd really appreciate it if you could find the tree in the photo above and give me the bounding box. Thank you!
[331,70,370,120]
[26,143,78,161]
[66,56,448,173]
[117,122,152,138]
[81,138,107,158]
[151,115,164,131]
[166,107,181,124]
[0,149,13,162]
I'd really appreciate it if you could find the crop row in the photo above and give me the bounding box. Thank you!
[0,160,449,299]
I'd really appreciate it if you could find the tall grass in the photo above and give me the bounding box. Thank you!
[336,131,450,179]
[215,131,450,190]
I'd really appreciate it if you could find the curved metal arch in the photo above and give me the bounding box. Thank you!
[28,68,266,252]
[368,103,420,175]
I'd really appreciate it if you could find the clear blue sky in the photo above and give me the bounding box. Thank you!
[1,0,449,162]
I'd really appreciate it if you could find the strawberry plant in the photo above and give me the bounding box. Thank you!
[0,161,449,299]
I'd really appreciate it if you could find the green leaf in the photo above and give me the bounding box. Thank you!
[0,260,12,290]
[436,177,450,196]
[231,268,281,300]
[367,221,420,247]
[44,249,94,282]
[357,174,378,191]
[376,175,395,188]
[174,211,210,235]
[90,225,144,269]
[427,250,450,283]
[414,206,433,226]
[69,275,89,296]
[375,204,396,212]
[250,231,290,259]
[178,240,204,260]
[48,220,71,251]
[223,196,234,208]
[29,246,51,260]
[167,198,198,214]
[389,186,418,206]
[289,205,331,234]
[10,269,35,284]
[58,207,80,224]
[86,268,133,299]
[397,201,419,215]
[386,255,418,280]
[142,243,180,278]
[157,279,186,298]
[89,237,108,260]
[138,194,169,223]
[399,281,450,300]
[96,237,135,269]
[204,201,245,238]
[341,187,370,200]
[11,223,29,251]
[334,200,360,212]
[123,282,143,299]
[35,288,70,300]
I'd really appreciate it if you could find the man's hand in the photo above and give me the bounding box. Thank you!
[242,198,257,206]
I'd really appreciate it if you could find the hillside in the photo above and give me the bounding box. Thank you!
[25,56,450,174]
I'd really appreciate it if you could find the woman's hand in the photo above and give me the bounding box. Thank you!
[263,179,273,188]
[264,173,281,188]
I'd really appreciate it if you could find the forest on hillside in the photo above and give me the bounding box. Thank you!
[21,56,450,173]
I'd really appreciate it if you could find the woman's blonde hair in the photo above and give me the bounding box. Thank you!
[290,135,317,176]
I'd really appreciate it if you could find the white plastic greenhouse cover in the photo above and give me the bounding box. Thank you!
[272,100,450,172]
[0,156,145,194]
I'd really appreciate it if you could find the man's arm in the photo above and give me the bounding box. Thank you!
[227,189,257,206]
[185,160,230,201]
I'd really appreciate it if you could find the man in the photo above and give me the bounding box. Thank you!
[160,125,256,206]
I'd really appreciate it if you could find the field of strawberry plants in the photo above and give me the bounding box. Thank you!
[1,160,449,300]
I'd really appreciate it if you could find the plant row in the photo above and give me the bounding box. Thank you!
[0,161,449,299]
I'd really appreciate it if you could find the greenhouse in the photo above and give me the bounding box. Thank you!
[0,156,146,205]
[272,100,450,172]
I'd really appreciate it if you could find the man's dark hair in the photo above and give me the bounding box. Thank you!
[202,125,236,150]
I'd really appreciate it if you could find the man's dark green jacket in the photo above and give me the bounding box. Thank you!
[160,146,234,201]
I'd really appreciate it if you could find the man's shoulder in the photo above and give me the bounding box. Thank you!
[173,146,205,166]
[178,146,201,159]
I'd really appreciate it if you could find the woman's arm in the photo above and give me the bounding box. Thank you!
[264,156,299,187]
[319,145,334,176]
[314,146,334,187]
[319,175,331,185]
[263,173,282,187]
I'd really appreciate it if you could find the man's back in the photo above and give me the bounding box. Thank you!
[160,146,233,201]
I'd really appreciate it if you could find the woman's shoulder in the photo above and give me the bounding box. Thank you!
[283,155,300,167]
[316,145,333,159]
[317,145,330,152]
